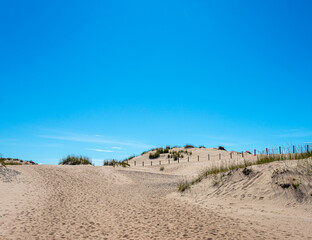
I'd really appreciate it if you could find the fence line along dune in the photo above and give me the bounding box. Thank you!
[127,146,256,168]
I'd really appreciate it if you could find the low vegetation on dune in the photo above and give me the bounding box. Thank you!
[0,154,36,166]
[218,146,226,151]
[168,150,192,160]
[1,162,23,166]
[103,159,130,167]
[0,156,4,167]
[142,144,207,159]
[178,178,191,192]
[178,144,312,192]
[149,146,170,159]
[148,146,194,160]
[256,150,312,165]
[59,155,92,165]
[184,144,194,149]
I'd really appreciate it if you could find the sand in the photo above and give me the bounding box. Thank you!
[1,159,312,239]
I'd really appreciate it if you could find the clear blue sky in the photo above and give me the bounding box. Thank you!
[1,0,311,165]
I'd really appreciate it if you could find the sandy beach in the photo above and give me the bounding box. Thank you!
[1,158,312,239]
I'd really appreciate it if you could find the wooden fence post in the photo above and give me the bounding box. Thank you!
[308,145,310,153]
[198,155,199,161]
[151,161,152,166]
[219,153,221,160]
[142,162,144,167]
[293,145,295,153]
[159,161,161,165]
[266,148,268,155]
[134,161,136,166]
[177,157,179,163]
[254,149,256,156]
[279,146,281,155]
[168,160,170,164]
[188,156,189,162]
[208,154,210,160]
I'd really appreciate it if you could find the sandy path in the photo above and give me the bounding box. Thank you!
[0,165,298,239]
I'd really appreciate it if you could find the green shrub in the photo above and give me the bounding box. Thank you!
[160,166,165,171]
[184,144,194,149]
[149,151,160,159]
[218,146,226,151]
[59,155,92,165]
[104,159,130,167]
[104,159,117,166]
[119,161,130,167]
[148,146,171,159]
[168,150,190,160]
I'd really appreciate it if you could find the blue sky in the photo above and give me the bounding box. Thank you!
[1,0,311,165]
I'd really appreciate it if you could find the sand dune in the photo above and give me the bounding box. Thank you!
[128,147,255,168]
[1,160,312,239]
[170,160,312,239]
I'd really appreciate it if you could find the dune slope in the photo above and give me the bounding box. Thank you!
[0,164,311,239]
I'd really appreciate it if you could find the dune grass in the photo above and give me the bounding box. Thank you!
[177,144,312,192]
[0,155,23,166]
[103,159,130,167]
[0,154,5,166]
[184,144,194,149]
[2,162,23,165]
[256,151,312,165]
[149,147,170,159]
[178,179,190,192]
[59,155,92,165]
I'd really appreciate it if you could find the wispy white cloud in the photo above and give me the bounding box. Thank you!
[112,146,123,150]
[88,149,114,153]
[40,133,152,148]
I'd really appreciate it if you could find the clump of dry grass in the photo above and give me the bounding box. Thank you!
[59,155,92,165]
[177,179,191,192]
[104,159,130,167]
